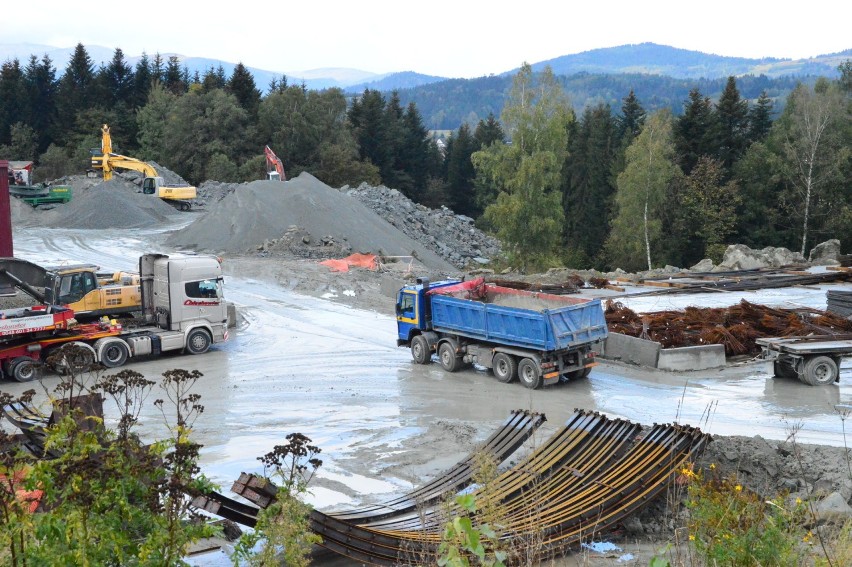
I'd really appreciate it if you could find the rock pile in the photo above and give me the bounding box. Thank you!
[345,183,502,269]
[166,174,458,272]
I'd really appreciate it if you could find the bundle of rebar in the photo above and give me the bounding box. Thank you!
[604,299,852,355]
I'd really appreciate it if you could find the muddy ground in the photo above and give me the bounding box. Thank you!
[4,192,852,565]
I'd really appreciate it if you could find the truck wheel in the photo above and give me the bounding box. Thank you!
[95,338,130,368]
[565,367,592,381]
[438,343,461,372]
[186,328,212,355]
[9,357,41,383]
[773,360,797,380]
[492,353,517,383]
[411,335,431,364]
[48,342,97,375]
[518,358,542,389]
[801,356,839,386]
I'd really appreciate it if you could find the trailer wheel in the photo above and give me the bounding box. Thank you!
[186,328,212,355]
[411,335,431,364]
[518,358,542,389]
[492,353,517,383]
[9,357,41,383]
[48,342,96,375]
[438,343,461,372]
[95,338,130,368]
[801,356,839,386]
[773,360,798,380]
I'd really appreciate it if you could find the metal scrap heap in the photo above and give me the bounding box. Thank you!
[605,299,852,355]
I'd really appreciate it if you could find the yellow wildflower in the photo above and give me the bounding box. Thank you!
[735,485,742,492]
[689,534,695,541]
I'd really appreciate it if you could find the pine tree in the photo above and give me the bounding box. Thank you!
[0,59,29,146]
[564,103,617,266]
[226,63,261,117]
[101,48,135,107]
[132,53,153,108]
[673,88,718,175]
[715,76,749,169]
[473,113,504,147]
[445,123,481,216]
[163,56,186,95]
[56,43,96,134]
[747,90,774,143]
[617,89,646,141]
[24,55,58,153]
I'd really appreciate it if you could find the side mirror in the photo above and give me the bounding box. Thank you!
[395,303,401,315]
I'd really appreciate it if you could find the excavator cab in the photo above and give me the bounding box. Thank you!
[142,177,159,195]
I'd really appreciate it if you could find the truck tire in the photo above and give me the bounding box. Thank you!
[95,338,130,368]
[801,356,839,386]
[186,328,212,355]
[564,367,592,381]
[9,357,41,383]
[518,358,542,389]
[411,335,431,364]
[773,360,797,380]
[492,353,517,383]
[438,343,461,372]
[47,342,97,375]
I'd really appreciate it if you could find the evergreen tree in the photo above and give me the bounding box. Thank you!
[473,64,571,270]
[473,113,504,147]
[132,53,153,108]
[24,55,58,153]
[56,43,96,134]
[400,101,437,200]
[227,63,261,117]
[673,88,718,175]
[839,59,852,94]
[268,74,288,94]
[0,59,29,146]
[100,48,134,107]
[563,103,617,266]
[715,76,749,169]
[617,89,646,141]
[348,89,391,182]
[202,66,227,92]
[163,56,186,95]
[151,53,165,84]
[747,90,774,143]
[444,123,481,216]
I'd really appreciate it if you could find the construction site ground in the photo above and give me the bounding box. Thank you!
[4,177,852,566]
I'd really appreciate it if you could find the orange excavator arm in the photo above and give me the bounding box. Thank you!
[264,146,286,181]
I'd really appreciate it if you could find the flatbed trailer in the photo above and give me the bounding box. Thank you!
[757,334,852,386]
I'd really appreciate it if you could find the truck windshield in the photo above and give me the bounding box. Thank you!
[185,279,221,299]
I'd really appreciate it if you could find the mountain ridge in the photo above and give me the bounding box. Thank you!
[1,42,847,93]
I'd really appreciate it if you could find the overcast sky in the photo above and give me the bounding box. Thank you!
[3,0,849,78]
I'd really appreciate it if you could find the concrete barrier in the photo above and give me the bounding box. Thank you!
[657,344,726,371]
[600,332,726,371]
[600,333,660,368]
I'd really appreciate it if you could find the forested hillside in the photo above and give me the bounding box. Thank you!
[1,43,850,273]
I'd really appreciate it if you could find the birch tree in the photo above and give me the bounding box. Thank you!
[782,80,847,255]
[472,63,573,271]
[605,109,680,271]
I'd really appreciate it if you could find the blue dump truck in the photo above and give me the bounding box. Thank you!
[396,277,608,389]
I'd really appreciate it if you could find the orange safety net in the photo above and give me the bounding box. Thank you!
[319,253,378,272]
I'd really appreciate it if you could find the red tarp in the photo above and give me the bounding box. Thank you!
[319,253,378,272]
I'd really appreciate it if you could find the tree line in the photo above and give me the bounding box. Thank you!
[1,43,849,271]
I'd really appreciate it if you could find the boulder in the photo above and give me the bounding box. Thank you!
[690,258,715,272]
[715,244,806,271]
[814,492,852,522]
[808,239,842,266]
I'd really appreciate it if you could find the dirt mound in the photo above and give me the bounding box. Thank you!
[36,179,179,229]
[166,173,458,271]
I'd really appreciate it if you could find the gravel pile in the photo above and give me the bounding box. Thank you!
[36,179,179,229]
[166,173,458,272]
[345,183,502,269]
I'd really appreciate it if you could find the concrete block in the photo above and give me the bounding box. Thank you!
[657,344,726,371]
[600,332,660,368]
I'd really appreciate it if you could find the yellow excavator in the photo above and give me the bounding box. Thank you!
[90,124,196,211]
[0,257,141,319]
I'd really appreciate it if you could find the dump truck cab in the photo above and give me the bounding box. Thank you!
[395,278,459,345]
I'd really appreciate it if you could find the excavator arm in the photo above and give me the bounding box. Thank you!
[264,146,286,181]
[90,124,158,180]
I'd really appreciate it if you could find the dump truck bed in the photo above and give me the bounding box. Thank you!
[428,279,607,351]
